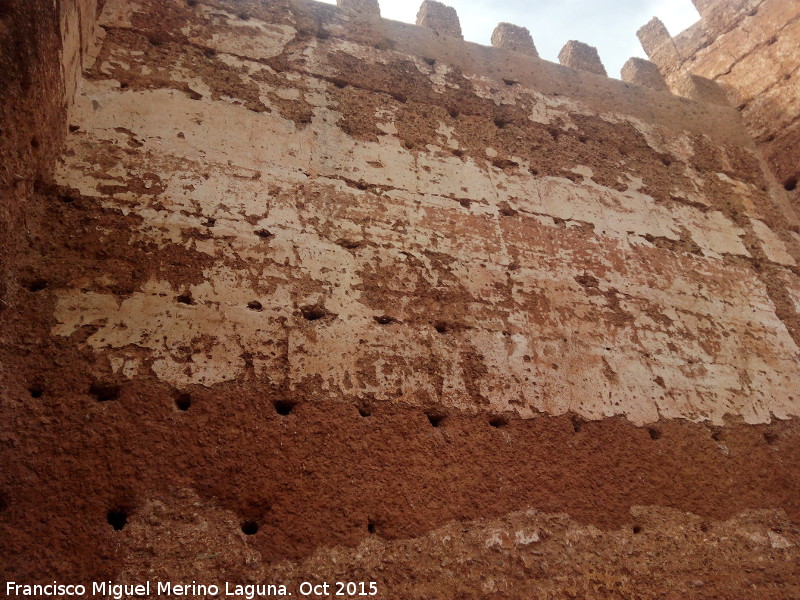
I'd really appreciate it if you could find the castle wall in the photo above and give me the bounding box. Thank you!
[53,0,800,426]
[2,0,800,595]
[0,0,100,329]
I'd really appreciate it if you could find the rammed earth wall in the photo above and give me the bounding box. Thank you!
[1,0,800,597]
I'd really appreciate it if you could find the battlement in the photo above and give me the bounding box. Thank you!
[320,0,737,110]
[280,0,746,147]
[416,0,463,39]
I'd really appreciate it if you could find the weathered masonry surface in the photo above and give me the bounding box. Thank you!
[637,0,800,202]
[1,0,800,597]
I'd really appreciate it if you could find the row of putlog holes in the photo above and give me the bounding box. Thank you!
[26,381,786,450]
[15,382,784,535]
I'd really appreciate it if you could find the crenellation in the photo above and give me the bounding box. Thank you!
[491,22,539,57]
[415,0,462,39]
[336,0,380,19]
[557,40,607,76]
[620,57,669,92]
[636,17,682,74]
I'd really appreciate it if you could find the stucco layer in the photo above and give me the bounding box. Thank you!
[52,0,800,425]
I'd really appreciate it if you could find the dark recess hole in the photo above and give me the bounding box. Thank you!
[427,413,445,427]
[255,229,274,239]
[201,217,216,227]
[247,300,263,311]
[448,107,460,119]
[498,202,518,215]
[496,158,518,169]
[494,118,510,129]
[700,522,710,532]
[459,198,470,208]
[175,393,191,411]
[30,137,39,149]
[374,315,397,325]
[452,149,464,158]
[710,429,722,441]
[26,279,48,292]
[119,82,129,89]
[107,509,128,531]
[301,305,328,321]
[358,406,372,418]
[767,36,777,45]
[332,78,348,89]
[274,399,296,416]
[367,519,377,534]
[238,12,250,20]
[632,525,642,534]
[571,415,584,433]
[317,29,330,40]
[90,382,121,403]
[423,57,436,66]
[337,239,362,250]
[69,125,80,133]
[28,385,44,398]
[389,92,407,104]
[648,427,661,440]
[241,521,259,535]
[0,494,7,513]
[784,176,797,192]
[60,194,75,203]
[489,416,508,428]
[433,321,448,334]
[177,293,194,305]
[186,0,198,5]
[502,78,518,86]
[575,273,599,289]
[764,430,779,445]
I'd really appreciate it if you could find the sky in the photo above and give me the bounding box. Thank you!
[318,0,700,77]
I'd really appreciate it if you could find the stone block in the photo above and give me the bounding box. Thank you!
[491,22,538,57]
[621,57,669,91]
[336,0,381,19]
[558,40,607,76]
[416,0,462,39]
[637,17,682,73]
